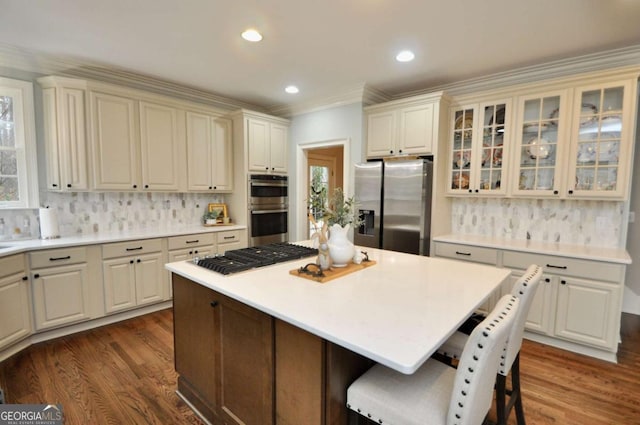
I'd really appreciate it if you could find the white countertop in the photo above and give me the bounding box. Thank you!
[166,247,510,374]
[0,224,246,257]
[433,234,632,264]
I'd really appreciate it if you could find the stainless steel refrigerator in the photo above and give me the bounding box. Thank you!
[354,158,433,255]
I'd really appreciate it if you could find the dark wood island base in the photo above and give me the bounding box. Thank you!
[172,274,374,425]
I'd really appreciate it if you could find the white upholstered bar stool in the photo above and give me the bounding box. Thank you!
[346,295,519,425]
[437,264,543,425]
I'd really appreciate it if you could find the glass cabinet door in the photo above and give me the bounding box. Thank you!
[569,83,627,197]
[513,91,567,196]
[478,101,508,194]
[450,107,474,192]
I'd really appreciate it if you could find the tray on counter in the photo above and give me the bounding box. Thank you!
[289,260,376,283]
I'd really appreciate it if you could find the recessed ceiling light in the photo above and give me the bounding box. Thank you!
[285,85,299,94]
[396,50,415,62]
[241,29,263,42]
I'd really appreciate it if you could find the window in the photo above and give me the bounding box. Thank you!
[0,77,38,208]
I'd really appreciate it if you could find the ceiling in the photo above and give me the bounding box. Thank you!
[2,0,640,111]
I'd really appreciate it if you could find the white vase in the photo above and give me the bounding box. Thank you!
[328,223,355,267]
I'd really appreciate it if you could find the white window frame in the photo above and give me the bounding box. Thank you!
[0,77,38,209]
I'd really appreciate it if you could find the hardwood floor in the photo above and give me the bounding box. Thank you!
[1,310,639,425]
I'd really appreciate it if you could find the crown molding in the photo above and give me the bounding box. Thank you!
[0,43,262,112]
[267,83,391,118]
[394,45,640,100]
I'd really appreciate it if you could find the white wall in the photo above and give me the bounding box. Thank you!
[288,103,364,241]
[624,92,640,314]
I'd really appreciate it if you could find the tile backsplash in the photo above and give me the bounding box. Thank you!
[451,197,625,248]
[0,192,225,240]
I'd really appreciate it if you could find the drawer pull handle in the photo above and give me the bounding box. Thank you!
[126,247,143,251]
[185,240,199,244]
[223,236,235,240]
[546,264,567,270]
[49,255,71,261]
[455,251,471,256]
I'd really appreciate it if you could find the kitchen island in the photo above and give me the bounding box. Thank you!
[166,246,510,425]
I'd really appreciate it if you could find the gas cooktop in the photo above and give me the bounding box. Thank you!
[195,242,318,275]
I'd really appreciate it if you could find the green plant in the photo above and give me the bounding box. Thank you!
[322,188,363,228]
[203,210,219,223]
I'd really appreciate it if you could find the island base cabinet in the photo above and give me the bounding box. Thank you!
[172,274,274,425]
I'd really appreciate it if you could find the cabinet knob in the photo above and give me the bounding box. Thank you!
[545,278,551,283]
[399,149,403,154]
[130,260,134,264]
[194,250,199,254]
[137,259,141,263]
[271,167,275,171]
[209,186,212,190]
[67,184,72,188]
[213,186,217,190]
[144,184,149,189]
[33,273,40,279]
[568,190,573,195]
[475,189,479,193]
[553,190,559,195]
[133,184,137,189]
[389,150,394,154]
[52,183,58,187]
[189,251,193,255]
[210,301,219,308]
[468,189,473,193]
[22,276,28,281]
[561,280,567,285]
[265,167,269,170]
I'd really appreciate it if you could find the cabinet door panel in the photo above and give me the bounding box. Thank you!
[61,88,89,190]
[212,118,233,190]
[135,252,165,305]
[399,103,434,154]
[140,101,180,190]
[248,119,269,172]
[90,92,139,190]
[555,277,619,349]
[219,295,273,425]
[186,112,213,190]
[367,111,395,157]
[269,123,287,173]
[0,274,31,348]
[42,88,62,190]
[103,258,137,313]
[32,264,89,330]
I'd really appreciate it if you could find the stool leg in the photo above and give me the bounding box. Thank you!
[496,373,507,425]
[512,354,526,425]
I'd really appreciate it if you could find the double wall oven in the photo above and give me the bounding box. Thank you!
[248,174,288,246]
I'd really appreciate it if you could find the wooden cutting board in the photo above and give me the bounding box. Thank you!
[289,260,376,283]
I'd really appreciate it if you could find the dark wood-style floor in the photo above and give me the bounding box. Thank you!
[1,309,639,425]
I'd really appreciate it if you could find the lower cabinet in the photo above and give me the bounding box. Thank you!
[434,240,625,358]
[102,239,167,314]
[216,230,244,254]
[30,247,92,331]
[173,274,273,424]
[0,254,31,349]
[172,274,374,425]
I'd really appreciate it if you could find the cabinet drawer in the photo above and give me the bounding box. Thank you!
[434,242,498,265]
[30,247,87,269]
[217,230,241,245]
[0,254,24,277]
[102,238,162,259]
[502,251,624,283]
[168,233,215,250]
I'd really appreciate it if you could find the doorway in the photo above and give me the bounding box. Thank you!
[296,142,348,241]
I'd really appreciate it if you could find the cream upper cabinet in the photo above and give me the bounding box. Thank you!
[510,78,636,199]
[89,91,140,190]
[186,112,233,191]
[447,99,511,196]
[39,77,89,191]
[365,93,446,159]
[247,117,288,174]
[139,101,181,191]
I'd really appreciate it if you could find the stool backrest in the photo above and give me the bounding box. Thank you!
[447,295,519,425]
[500,264,543,375]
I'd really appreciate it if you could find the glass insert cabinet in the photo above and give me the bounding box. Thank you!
[446,77,636,200]
[448,99,511,196]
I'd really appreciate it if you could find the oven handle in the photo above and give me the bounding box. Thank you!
[250,181,288,187]
[251,209,288,214]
